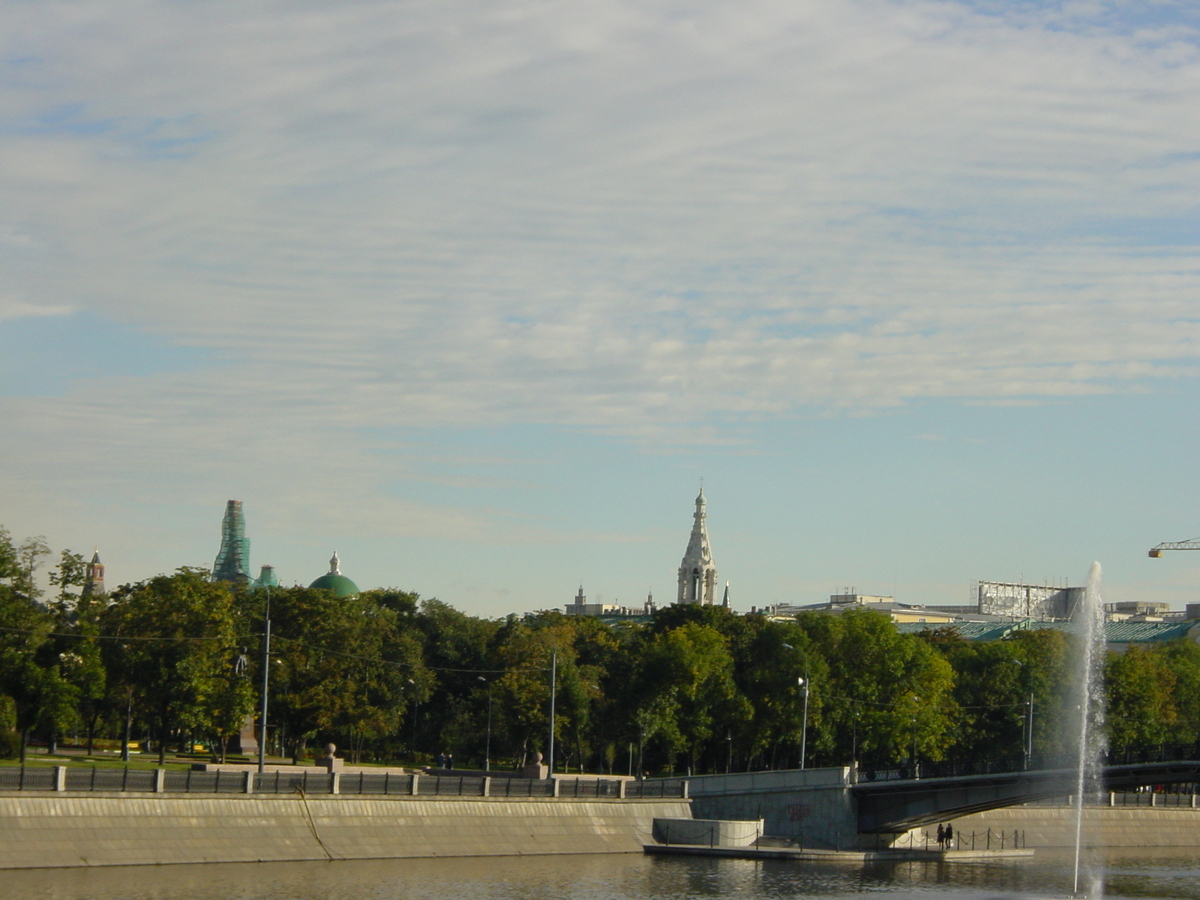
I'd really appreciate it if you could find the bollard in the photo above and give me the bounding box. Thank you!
[410,773,420,795]
[155,769,166,793]
[244,770,254,794]
[482,776,491,797]
[54,766,67,792]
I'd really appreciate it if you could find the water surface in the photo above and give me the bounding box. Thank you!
[9,849,1199,900]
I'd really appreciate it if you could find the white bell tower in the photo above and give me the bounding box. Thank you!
[677,488,718,605]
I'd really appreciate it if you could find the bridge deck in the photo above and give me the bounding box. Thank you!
[853,761,1200,832]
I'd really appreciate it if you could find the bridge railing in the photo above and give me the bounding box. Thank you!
[859,742,1200,784]
[1104,742,1200,766]
[860,755,1029,783]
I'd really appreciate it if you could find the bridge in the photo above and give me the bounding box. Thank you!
[687,744,1200,847]
[854,753,1200,832]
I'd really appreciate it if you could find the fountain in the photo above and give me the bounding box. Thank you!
[1070,562,1107,898]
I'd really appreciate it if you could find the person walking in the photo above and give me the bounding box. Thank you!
[944,822,953,850]
[936,823,945,849]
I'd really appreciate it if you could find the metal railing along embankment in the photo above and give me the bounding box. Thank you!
[0,766,687,800]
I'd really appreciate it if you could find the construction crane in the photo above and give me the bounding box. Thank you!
[1149,538,1200,558]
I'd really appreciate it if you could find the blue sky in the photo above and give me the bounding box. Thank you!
[1,0,1198,615]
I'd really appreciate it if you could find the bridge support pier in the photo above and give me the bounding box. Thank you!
[686,766,860,850]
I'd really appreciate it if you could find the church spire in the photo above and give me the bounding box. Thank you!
[677,488,718,605]
[82,550,105,597]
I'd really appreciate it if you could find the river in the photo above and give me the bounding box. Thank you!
[7,849,1200,900]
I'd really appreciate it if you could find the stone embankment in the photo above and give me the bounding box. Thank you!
[946,802,1200,849]
[0,792,690,869]
[0,766,689,869]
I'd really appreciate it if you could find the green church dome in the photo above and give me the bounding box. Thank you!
[309,551,359,598]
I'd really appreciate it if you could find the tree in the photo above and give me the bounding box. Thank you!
[804,609,957,767]
[931,634,1028,762]
[1158,639,1200,745]
[104,569,248,765]
[0,527,56,761]
[1106,645,1178,750]
[42,549,107,754]
[410,598,497,763]
[632,622,748,775]
[732,619,823,770]
[264,586,426,763]
[493,616,570,769]
[1003,628,1071,760]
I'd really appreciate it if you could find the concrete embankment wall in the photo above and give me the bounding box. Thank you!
[937,804,1200,849]
[0,793,690,869]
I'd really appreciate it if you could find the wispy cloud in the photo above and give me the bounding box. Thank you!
[2,1,1199,588]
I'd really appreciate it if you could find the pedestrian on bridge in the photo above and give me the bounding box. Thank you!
[936,823,945,848]
[944,822,953,849]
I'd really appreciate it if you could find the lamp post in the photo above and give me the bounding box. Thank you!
[478,676,493,773]
[1026,690,1035,767]
[547,650,557,775]
[406,678,419,758]
[1013,658,1034,769]
[851,703,859,766]
[798,676,810,770]
[258,586,271,774]
[782,643,811,770]
[908,693,919,778]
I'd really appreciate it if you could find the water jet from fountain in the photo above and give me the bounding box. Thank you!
[1070,562,1107,899]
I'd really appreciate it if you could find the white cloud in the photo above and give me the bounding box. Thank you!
[0,298,73,323]
[2,0,1200,594]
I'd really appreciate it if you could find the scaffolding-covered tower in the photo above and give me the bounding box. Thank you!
[212,500,251,583]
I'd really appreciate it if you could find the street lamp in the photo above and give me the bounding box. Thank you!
[851,703,859,766]
[548,650,557,775]
[798,676,810,770]
[477,676,493,773]
[258,586,271,774]
[407,678,418,758]
[1013,659,1035,769]
[908,693,919,778]
[783,643,810,770]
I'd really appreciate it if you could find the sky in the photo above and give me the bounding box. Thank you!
[1,0,1198,617]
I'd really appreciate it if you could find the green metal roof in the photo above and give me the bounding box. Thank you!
[1006,620,1197,643]
[1103,621,1196,643]
[309,573,360,598]
[895,621,1027,641]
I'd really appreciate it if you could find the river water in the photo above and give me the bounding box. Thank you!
[8,850,1200,900]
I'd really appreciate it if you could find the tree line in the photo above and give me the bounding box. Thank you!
[3,525,1198,773]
